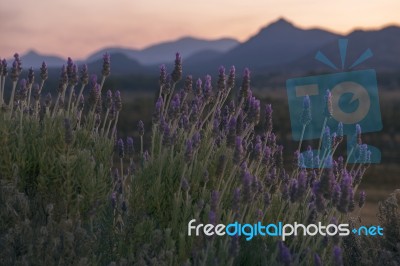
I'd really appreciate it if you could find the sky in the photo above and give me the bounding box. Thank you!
[1,0,399,60]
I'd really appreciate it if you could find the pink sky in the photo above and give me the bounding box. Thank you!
[1,0,399,60]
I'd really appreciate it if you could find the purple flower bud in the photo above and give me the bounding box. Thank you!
[322,126,332,151]
[171,52,182,83]
[232,188,240,213]
[333,246,343,266]
[301,95,312,125]
[195,78,202,96]
[111,192,117,209]
[10,53,22,82]
[80,64,88,85]
[338,172,352,213]
[208,210,216,225]
[358,190,366,208]
[118,138,124,159]
[114,90,122,111]
[297,170,307,199]
[181,177,190,191]
[58,65,68,91]
[159,64,167,87]
[227,65,235,89]
[233,136,244,164]
[278,241,292,266]
[289,179,299,203]
[138,120,144,136]
[184,139,193,162]
[324,89,333,117]
[239,68,250,101]
[28,67,35,85]
[192,132,201,148]
[217,66,226,92]
[320,168,335,199]
[265,104,273,133]
[18,79,27,101]
[102,52,111,77]
[242,171,252,203]
[332,183,341,206]
[203,75,212,100]
[45,92,52,107]
[2,59,8,76]
[127,137,134,157]
[211,190,219,212]
[281,183,290,201]
[355,124,362,145]
[184,75,192,93]
[303,146,313,168]
[229,234,239,257]
[314,253,322,266]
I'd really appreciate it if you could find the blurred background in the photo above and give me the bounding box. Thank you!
[1,0,399,223]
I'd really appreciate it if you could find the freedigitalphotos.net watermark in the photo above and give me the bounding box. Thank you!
[188,219,383,241]
[286,39,382,167]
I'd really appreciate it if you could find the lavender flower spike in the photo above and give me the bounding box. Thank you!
[171,52,182,83]
[278,241,292,266]
[300,95,312,125]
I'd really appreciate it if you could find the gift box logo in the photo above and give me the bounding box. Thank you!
[286,39,382,168]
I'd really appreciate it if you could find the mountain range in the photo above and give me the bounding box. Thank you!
[13,18,400,77]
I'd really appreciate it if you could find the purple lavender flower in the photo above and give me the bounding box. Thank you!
[126,137,134,158]
[314,253,322,266]
[332,183,341,206]
[358,190,366,208]
[203,75,212,100]
[211,190,219,212]
[297,170,307,199]
[232,188,240,213]
[227,117,237,147]
[338,172,352,213]
[195,78,202,96]
[278,241,292,266]
[88,83,100,108]
[111,192,117,209]
[2,59,8,77]
[300,95,312,125]
[192,132,201,148]
[58,65,68,93]
[252,136,262,161]
[10,53,22,82]
[227,65,235,89]
[265,104,273,133]
[18,79,27,101]
[159,64,167,87]
[114,90,122,111]
[80,64,88,85]
[138,120,144,136]
[322,126,332,151]
[289,179,299,203]
[305,146,314,168]
[324,89,333,118]
[248,97,261,124]
[181,177,190,191]
[242,170,252,203]
[153,97,163,122]
[229,235,239,257]
[333,246,343,266]
[118,138,124,159]
[236,110,244,135]
[184,75,192,93]
[27,67,35,85]
[239,68,250,101]
[102,52,111,77]
[281,183,290,201]
[208,210,216,225]
[217,66,226,92]
[184,139,193,162]
[171,53,182,83]
[320,168,335,199]
[233,136,244,164]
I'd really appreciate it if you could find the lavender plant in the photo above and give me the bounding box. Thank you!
[117,56,372,265]
[0,52,376,265]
